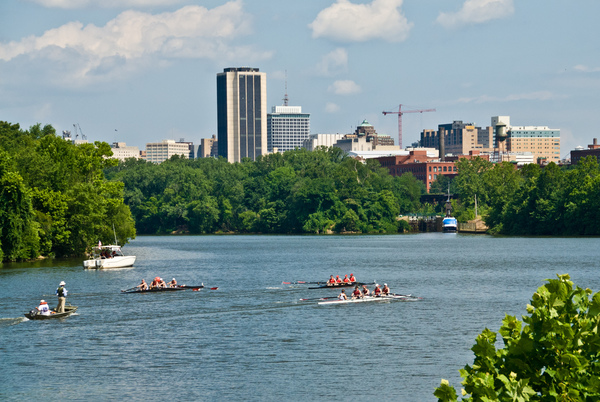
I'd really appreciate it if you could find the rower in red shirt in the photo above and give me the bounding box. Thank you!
[351,285,362,299]
[335,275,342,284]
[328,275,336,285]
[361,284,370,297]
[349,273,356,283]
[382,283,390,295]
[373,284,382,297]
[343,274,350,283]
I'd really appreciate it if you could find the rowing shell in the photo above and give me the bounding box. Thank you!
[308,281,372,289]
[317,294,422,305]
[121,285,205,293]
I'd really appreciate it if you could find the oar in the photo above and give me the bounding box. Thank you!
[121,286,138,293]
[282,281,325,285]
[299,296,338,301]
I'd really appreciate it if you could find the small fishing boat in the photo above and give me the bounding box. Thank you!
[442,185,458,233]
[25,306,78,320]
[318,294,422,305]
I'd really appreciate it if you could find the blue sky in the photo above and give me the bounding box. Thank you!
[1,0,599,158]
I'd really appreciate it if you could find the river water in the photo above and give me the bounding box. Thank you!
[1,234,599,401]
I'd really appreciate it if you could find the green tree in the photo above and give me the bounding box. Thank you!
[435,274,600,401]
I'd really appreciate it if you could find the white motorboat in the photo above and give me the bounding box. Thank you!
[83,244,136,269]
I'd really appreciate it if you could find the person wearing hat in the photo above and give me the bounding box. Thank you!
[382,283,390,296]
[373,284,382,297]
[349,273,357,283]
[36,300,51,316]
[168,278,178,288]
[56,281,68,313]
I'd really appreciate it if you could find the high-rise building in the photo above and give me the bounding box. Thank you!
[267,105,310,152]
[217,67,267,163]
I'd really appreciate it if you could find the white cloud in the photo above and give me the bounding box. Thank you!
[453,91,562,104]
[309,0,413,43]
[328,80,361,95]
[316,48,348,76]
[574,64,600,73]
[0,2,272,87]
[436,0,514,29]
[24,0,183,8]
[325,102,341,113]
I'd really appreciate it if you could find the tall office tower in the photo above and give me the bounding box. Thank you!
[267,104,310,153]
[217,67,267,163]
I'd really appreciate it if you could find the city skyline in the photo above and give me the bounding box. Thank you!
[1,0,599,158]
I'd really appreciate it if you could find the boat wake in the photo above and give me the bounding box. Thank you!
[0,317,28,327]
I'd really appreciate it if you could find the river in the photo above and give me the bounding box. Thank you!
[1,234,599,401]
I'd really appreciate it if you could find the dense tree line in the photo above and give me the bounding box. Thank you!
[105,147,425,235]
[0,121,135,261]
[433,156,600,235]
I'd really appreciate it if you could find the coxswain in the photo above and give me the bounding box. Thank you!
[373,284,382,297]
[338,289,347,300]
[361,284,370,297]
[351,285,362,299]
[328,275,336,286]
[137,279,148,291]
[343,274,350,283]
[335,275,342,284]
[168,278,177,288]
[349,273,356,283]
[382,283,390,295]
[36,300,51,316]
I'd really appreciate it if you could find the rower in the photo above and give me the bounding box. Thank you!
[343,274,350,283]
[137,279,148,291]
[382,283,390,295]
[373,284,382,297]
[361,285,370,297]
[168,278,177,288]
[158,278,167,288]
[36,300,51,316]
[328,275,336,286]
[150,277,160,289]
[338,289,347,300]
[349,273,356,283]
[351,285,362,299]
[335,275,342,284]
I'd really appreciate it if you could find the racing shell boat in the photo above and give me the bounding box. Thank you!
[121,285,205,293]
[308,282,372,289]
[318,294,422,305]
[25,305,78,320]
[83,244,136,269]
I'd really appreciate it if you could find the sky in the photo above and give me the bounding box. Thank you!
[1,0,600,158]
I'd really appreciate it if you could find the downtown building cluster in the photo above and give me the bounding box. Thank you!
[64,66,600,192]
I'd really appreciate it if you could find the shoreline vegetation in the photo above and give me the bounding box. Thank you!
[2,120,600,262]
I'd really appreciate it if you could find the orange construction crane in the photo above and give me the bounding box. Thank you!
[382,104,435,149]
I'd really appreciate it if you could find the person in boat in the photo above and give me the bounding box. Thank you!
[137,279,148,291]
[328,275,336,286]
[373,284,382,297]
[382,283,390,295]
[335,275,342,284]
[351,285,362,299]
[56,281,67,313]
[338,289,347,300]
[361,284,370,297]
[168,278,177,288]
[36,300,52,316]
[149,277,160,289]
[158,278,167,288]
[343,274,350,283]
[349,273,356,283]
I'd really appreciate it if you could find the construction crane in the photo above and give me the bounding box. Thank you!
[382,104,436,149]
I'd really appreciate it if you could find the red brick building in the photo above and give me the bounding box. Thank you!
[377,150,488,192]
[571,138,600,165]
